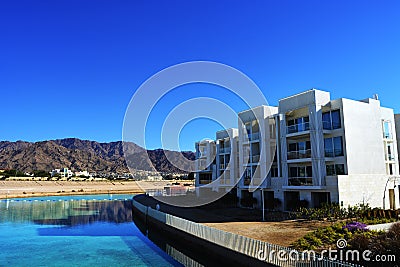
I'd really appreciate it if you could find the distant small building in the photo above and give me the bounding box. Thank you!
[51,168,73,178]
[74,170,90,177]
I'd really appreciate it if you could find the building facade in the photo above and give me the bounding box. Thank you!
[194,89,400,211]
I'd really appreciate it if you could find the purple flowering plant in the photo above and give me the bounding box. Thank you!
[342,221,368,232]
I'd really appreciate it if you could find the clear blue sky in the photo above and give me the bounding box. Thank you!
[1,0,400,151]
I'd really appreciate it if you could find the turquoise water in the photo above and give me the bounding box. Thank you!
[0,195,181,267]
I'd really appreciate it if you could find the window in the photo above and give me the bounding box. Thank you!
[326,164,345,175]
[326,164,335,175]
[383,121,392,139]
[322,110,341,130]
[322,112,331,130]
[270,167,279,177]
[335,164,345,175]
[324,138,334,157]
[252,120,259,133]
[333,136,344,156]
[289,166,312,177]
[387,144,394,161]
[244,167,251,179]
[324,136,343,157]
[331,110,341,129]
[287,116,310,133]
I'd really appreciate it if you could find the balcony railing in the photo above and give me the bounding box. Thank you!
[286,122,310,134]
[324,149,344,158]
[219,147,231,154]
[323,121,341,130]
[287,149,312,160]
[245,132,260,141]
[288,177,313,186]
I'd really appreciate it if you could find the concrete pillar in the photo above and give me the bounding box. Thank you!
[309,104,326,186]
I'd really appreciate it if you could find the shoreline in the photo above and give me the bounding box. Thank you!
[0,180,179,200]
[0,189,145,200]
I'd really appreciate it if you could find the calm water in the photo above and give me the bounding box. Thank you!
[0,195,182,267]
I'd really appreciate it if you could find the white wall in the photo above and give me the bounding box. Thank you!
[337,174,399,209]
[341,98,388,175]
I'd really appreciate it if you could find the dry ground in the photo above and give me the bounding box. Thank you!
[204,220,330,247]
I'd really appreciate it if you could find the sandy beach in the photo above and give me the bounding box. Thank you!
[0,180,174,199]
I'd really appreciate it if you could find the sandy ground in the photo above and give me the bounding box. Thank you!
[203,221,328,247]
[0,180,175,199]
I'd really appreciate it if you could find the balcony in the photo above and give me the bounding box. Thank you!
[287,149,311,160]
[286,122,310,135]
[288,177,313,186]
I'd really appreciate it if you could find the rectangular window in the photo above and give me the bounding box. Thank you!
[322,110,341,130]
[289,166,312,177]
[389,164,394,175]
[270,167,279,177]
[298,141,306,151]
[245,122,251,135]
[333,136,344,156]
[288,143,297,151]
[289,167,297,177]
[306,166,313,177]
[287,116,310,133]
[326,164,345,175]
[299,166,306,177]
[326,164,335,175]
[335,164,345,175]
[324,136,344,157]
[324,138,334,157]
[322,112,331,130]
[383,121,392,139]
[331,110,341,129]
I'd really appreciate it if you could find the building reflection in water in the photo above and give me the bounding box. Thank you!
[0,199,133,226]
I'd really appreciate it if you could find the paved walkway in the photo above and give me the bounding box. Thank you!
[366,222,395,231]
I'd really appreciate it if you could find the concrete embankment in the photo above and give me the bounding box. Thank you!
[132,195,278,267]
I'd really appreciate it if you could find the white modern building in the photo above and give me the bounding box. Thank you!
[194,89,400,211]
[194,139,216,188]
[215,128,239,192]
[50,168,73,178]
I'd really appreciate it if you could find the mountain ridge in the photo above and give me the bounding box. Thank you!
[0,138,195,173]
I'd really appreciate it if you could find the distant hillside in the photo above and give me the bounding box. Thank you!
[0,138,195,173]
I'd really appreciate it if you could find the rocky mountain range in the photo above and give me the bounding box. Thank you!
[0,138,195,173]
